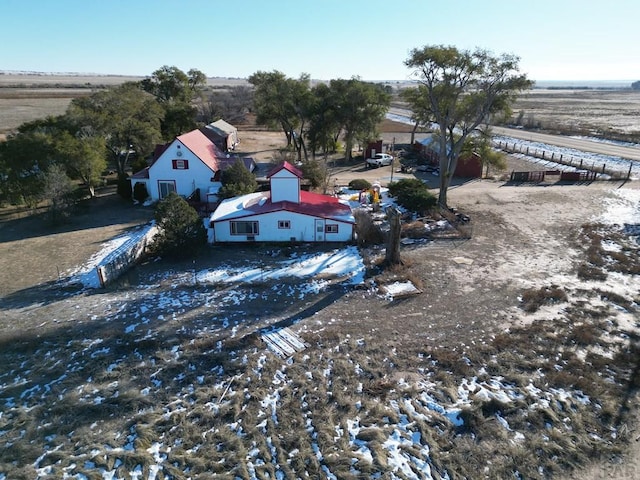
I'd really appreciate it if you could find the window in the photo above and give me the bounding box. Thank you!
[172,159,189,170]
[230,221,259,235]
[158,180,176,199]
[278,220,291,229]
[325,224,338,233]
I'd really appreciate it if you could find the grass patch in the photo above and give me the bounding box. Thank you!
[520,285,568,312]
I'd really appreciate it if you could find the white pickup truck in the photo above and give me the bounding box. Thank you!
[365,153,393,168]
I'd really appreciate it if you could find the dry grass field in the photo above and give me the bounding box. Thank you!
[1,122,640,478]
[0,73,250,137]
[1,75,640,478]
[510,89,640,139]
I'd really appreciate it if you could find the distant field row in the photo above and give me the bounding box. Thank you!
[1,74,639,139]
[0,88,94,99]
[0,73,249,87]
[0,97,73,134]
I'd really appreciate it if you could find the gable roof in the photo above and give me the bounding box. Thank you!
[130,166,150,179]
[200,119,237,142]
[152,143,170,162]
[209,119,237,134]
[266,161,304,179]
[210,190,354,224]
[176,129,224,172]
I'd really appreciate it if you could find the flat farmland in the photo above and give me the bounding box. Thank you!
[0,89,89,135]
[0,73,250,138]
[2,72,640,141]
[0,74,143,136]
[511,88,640,136]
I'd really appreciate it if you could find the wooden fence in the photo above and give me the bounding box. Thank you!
[95,223,158,288]
[495,140,634,180]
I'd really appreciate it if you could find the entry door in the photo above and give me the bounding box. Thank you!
[315,219,325,242]
[158,180,176,199]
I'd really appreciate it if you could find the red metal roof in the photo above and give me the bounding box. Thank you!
[212,190,354,223]
[177,130,223,172]
[266,161,304,179]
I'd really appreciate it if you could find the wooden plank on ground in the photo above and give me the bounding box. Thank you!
[261,327,307,358]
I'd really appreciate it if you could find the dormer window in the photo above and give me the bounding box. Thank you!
[172,159,189,170]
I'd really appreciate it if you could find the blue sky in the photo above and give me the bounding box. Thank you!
[2,0,639,82]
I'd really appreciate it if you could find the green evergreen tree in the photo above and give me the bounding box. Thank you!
[388,178,437,215]
[151,192,206,258]
[219,160,258,199]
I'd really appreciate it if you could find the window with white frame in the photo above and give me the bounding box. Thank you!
[172,159,189,169]
[278,220,291,229]
[158,180,176,199]
[230,221,259,235]
[325,224,338,233]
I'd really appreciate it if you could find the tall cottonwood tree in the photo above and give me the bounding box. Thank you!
[68,82,163,195]
[55,132,107,198]
[399,85,434,144]
[327,78,390,161]
[404,45,532,207]
[140,66,207,140]
[249,70,312,163]
[306,82,341,158]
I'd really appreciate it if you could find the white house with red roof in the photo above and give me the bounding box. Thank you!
[130,129,255,208]
[208,161,355,243]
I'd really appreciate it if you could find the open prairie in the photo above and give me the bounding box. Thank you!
[1,122,640,478]
[1,76,640,478]
[510,88,640,137]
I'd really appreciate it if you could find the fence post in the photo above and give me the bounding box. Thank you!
[579,159,583,169]
[602,163,606,174]
[542,151,545,159]
[526,146,529,154]
[628,161,633,180]
[551,152,555,160]
[560,154,563,162]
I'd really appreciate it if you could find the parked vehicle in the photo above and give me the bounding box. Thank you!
[366,153,394,168]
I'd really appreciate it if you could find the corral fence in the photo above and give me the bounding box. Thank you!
[95,223,158,288]
[494,140,635,180]
[509,170,597,183]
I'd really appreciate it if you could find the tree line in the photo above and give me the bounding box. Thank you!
[0,45,531,218]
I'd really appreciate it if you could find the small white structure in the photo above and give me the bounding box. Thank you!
[130,129,255,209]
[208,161,355,243]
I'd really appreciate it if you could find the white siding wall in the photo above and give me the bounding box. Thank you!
[211,211,353,243]
[147,142,215,202]
[270,170,300,203]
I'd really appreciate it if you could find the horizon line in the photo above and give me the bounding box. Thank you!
[0,70,637,85]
